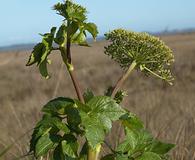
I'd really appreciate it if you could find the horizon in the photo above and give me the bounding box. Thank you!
[0,0,195,46]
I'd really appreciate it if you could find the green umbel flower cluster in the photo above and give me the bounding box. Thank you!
[105,29,174,84]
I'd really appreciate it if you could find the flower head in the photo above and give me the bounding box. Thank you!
[105,29,174,84]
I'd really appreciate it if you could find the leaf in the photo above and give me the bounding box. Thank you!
[87,96,125,121]
[101,154,115,160]
[39,59,50,79]
[26,27,56,78]
[62,140,77,158]
[148,140,175,154]
[42,97,74,115]
[53,144,65,160]
[68,21,79,37]
[84,23,98,39]
[26,43,45,66]
[35,133,61,157]
[72,31,89,46]
[83,89,94,103]
[137,152,161,160]
[120,112,144,130]
[80,111,105,149]
[117,127,153,155]
[30,115,69,152]
[55,24,67,46]
[79,96,125,148]
[65,105,82,134]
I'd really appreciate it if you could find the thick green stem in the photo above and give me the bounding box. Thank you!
[88,145,101,160]
[111,61,137,98]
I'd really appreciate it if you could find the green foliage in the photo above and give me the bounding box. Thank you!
[25,1,175,160]
[105,29,174,84]
[26,0,98,78]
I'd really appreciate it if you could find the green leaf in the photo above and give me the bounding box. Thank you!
[87,96,125,121]
[68,21,79,37]
[35,133,61,157]
[83,89,94,103]
[61,134,78,158]
[26,43,45,66]
[65,105,82,134]
[148,140,175,154]
[137,152,161,160]
[30,115,69,153]
[62,140,77,158]
[84,23,98,39]
[39,59,50,79]
[80,112,105,149]
[117,127,153,155]
[72,31,89,46]
[53,145,65,160]
[26,27,56,78]
[55,24,67,46]
[101,154,115,160]
[79,96,125,148]
[120,112,144,130]
[42,97,74,115]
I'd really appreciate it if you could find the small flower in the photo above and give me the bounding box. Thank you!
[104,29,174,84]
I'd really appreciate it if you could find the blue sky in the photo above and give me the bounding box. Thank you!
[0,0,195,46]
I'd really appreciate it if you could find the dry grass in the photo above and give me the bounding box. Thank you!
[0,32,195,160]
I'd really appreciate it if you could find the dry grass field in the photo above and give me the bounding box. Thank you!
[0,32,195,160]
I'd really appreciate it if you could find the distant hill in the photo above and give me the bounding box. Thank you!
[0,43,35,52]
[0,28,195,52]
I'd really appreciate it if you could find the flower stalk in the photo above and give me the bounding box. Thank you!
[111,61,137,98]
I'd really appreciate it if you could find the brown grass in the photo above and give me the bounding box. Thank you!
[0,32,195,160]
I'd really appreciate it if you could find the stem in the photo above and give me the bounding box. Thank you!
[68,70,85,103]
[88,145,101,160]
[60,42,85,103]
[111,61,137,98]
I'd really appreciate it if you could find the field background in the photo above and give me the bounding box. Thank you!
[0,32,195,160]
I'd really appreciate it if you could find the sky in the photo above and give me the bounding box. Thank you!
[0,0,195,46]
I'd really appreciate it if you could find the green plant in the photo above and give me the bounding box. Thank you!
[26,0,175,160]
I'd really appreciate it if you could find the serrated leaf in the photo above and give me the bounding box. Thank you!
[35,133,61,157]
[80,112,105,149]
[148,140,175,154]
[42,97,74,115]
[30,115,69,153]
[26,43,45,66]
[79,96,125,148]
[87,96,125,121]
[117,127,153,155]
[84,23,98,39]
[137,152,161,160]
